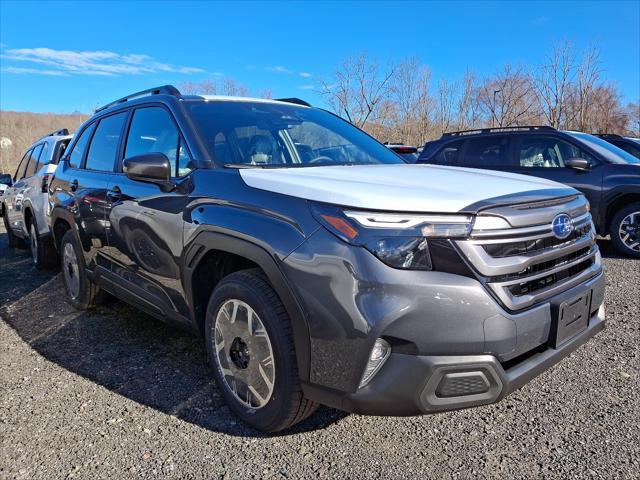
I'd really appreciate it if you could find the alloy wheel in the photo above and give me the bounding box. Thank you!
[29,223,38,264]
[619,211,640,253]
[213,299,275,409]
[63,242,80,299]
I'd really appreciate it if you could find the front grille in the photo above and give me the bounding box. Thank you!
[456,198,602,311]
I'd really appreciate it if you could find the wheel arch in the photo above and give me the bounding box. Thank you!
[184,231,311,382]
[50,207,74,251]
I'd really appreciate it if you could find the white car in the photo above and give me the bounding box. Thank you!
[2,129,72,268]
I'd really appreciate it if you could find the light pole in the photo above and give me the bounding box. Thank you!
[493,89,502,127]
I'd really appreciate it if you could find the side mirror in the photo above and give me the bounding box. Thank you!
[0,173,12,186]
[123,153,174,191]
[565,157,590,171]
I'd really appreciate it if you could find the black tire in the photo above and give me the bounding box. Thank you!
[205,269,318,432]
[27,216,58,270]
[2,206,25,248]
[59,229,104,309]
[609,202,640,259]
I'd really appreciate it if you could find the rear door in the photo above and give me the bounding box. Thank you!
[511,134,603,218]
[62,112,127,270]
[5,149,31,234]
[104,105,193,322]
[9,145,43,235]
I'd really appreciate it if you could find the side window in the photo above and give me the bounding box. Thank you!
[125,107,192,176]
[85,112,127,172]
[38,142,51,166]
[14,149,31,181]
[24,144,43,178]
[518,136,592,168]
[68,123,96,168]
[432,140,464,166]
[463,136,511,168]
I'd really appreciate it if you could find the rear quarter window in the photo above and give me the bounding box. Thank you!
[429,140,464,166]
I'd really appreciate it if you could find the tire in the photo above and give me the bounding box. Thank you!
[28,217,58,270]
[3,206,25,248]
[60,229,104,309]
[205,269,318,432]
[609,202,640,259]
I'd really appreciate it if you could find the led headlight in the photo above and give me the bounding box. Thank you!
[359,338,391,388]
[310,202,473,271]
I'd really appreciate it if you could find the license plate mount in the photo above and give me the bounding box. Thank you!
[550,290,592,348]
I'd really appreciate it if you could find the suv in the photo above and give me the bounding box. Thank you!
[49,87,605,432]
[417,126,640,258]
[2,129,72,268]
[595,134,640,160]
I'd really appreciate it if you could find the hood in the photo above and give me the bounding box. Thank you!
[239,164,576,213]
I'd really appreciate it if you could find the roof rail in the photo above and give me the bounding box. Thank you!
[275,97,311,107]
[95,85,181,113]
[442,125,556,137]
[35,128,70,143]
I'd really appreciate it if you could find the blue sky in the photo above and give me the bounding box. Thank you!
[1,0,638,113]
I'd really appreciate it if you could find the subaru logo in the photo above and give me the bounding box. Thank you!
[552,214,574,239]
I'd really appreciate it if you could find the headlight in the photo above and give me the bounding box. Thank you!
[310,202,473,270]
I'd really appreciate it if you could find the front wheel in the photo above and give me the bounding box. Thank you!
[205,269,318,432]
[609,202,640,258]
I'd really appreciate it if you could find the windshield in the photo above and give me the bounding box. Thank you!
[186,101,405,168]
[566,132,640,165]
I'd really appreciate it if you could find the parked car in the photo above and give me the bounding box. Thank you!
[384,142,419,162]
[595,134,640,160]
[0,173,11,212]
[49,86,604,432]
[2,129,72,268]
[417,126,640,258]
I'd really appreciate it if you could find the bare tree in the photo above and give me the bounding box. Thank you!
[456,70,480,131]
[479,64,539,127]
[391,57,431,142]
[569,45,602,131]
[436,78,456,134]
[534,41,574,128]
[320,52,396,129]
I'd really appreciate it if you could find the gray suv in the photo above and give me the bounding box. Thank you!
[48,86,605,431]
[2,129,72,268]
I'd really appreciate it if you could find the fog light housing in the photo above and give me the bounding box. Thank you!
[358,338,391,388]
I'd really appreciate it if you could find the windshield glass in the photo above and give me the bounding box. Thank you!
[566,132,640,164]
[186,101,405,167]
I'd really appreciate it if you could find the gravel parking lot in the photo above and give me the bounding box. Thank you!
[1,222,638,480]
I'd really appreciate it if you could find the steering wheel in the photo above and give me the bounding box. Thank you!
[309,155,337,164]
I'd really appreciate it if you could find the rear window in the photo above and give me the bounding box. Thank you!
[24,144,44,178]
[68,123,96,168]
[85,112,127,172]
[462,136,510,168]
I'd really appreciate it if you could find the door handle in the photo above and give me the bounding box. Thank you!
[70,179,79,192]
[108,185,122,201]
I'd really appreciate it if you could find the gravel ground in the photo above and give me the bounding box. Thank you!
[1,222,638,480]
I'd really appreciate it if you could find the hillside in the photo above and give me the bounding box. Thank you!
[0,111,89,175]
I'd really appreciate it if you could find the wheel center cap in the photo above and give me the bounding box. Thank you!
[229,337,250,369]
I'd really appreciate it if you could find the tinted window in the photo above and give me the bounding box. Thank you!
[518,136,592,168]
[432,140,464,166]
[463,136,511,167]
[187,101,404,167]
[566,132,639,164]
[125,107,191,176]
[68,123,96,168]
[611,140,640,159]
[24,144,43,178]
[38,141,51,166]
[14,150,31,180]
[85,112,127,171]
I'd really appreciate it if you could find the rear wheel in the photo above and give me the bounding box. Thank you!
[60,229,104,309]
[28,217,57,270]
[2,207,25,248]
[610,203,640,258]
[205,269,318,432]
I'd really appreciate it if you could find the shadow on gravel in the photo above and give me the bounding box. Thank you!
[0,230,347,437]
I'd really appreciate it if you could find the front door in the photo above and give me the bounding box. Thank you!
[104,105,193,322]
[512,135,603,220]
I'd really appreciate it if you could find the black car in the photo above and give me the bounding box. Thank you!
[48,89,606,432]
[417,126,640,257]
[595,134,640,160]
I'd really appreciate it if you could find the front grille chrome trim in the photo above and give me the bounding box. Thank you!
[457,197,602,311]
